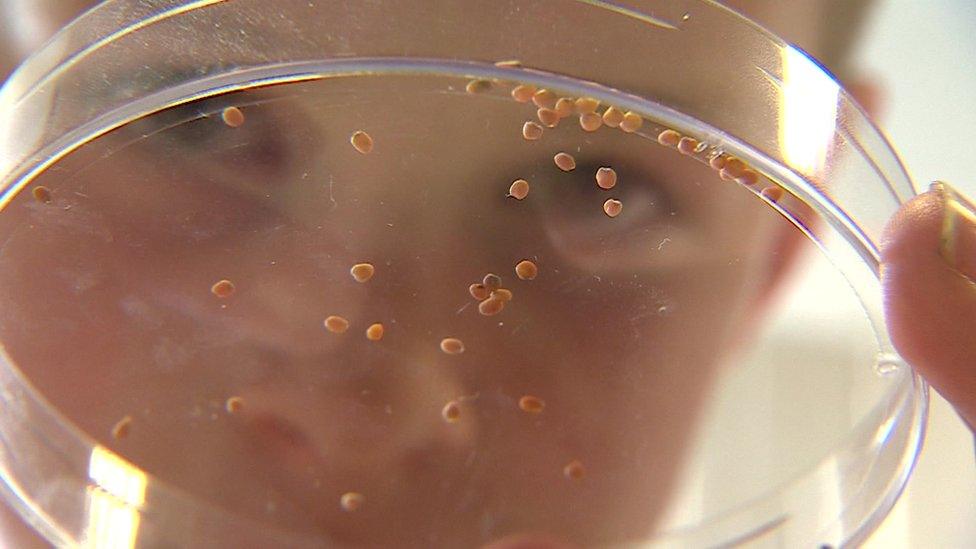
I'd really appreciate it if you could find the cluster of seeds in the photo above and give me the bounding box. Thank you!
[468,272,514,316]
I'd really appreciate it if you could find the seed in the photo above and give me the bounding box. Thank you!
[512,84,537,103]
[440,337,465,355]
[31,186,52,204]
[350,262,375,283]
[737,169,760,186]
[619,111,644,133]
[532,89,557,109]
[478,296,506,316]
[657,129,681,147]
[522,121,544,141]
[554,98,575,117]
[677,137,699,156]
[595,167,617,190]
[495,59,522,68]
[563,460,585,480]
[515,259,538,280]
[221,106,245,128]
[579,112,602,132]
[469,283,490,301]
[760,186,784,202]
[350,130,374,154]
[340,492,365,512]
[366,323,385,341]
[601,106,625,128]
[482,273,502,291]
[324,315,350,334]
[491,288,513,301]
[111,416,132,440]
[574,97,600,114]
[442,400,462,423]
[603,198,623,218]
[720,157,747,181]
[225,396,244,414]
[211,279,236,298]
[709,153,728,170]
[465,79,492,94]
[508,179,530,200]
[553,152,576,172]
[537,108,560,128]
[518,395,545,413]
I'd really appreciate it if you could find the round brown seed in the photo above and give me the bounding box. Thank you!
[211,279,236,298]
[602,106,625,128]
[491,288,513,301]
[619,112,644,133]
[532,89,557,109]
[440,337,465,355]
[324,315,350,334]
[31,186,52,204]
[574,97,600,114]
[603,198,623,218]
[709,153,729,171]
[350,262,375,283]
[657,129,681,147]
[554,97,575,117]
[366,323,384,341]
[579,112,602,132]
[553,152,576,172]
[221,106,245,128]
[518,395,545,413]
[537,108,560,128]
[737,169,760,186]
[483,273,502,291]
[515,259,538,280]
[522,121,544,141]
[111,416,132,440]
[720,157,747,181]
[469,283,490,301]
[511,84,537,103]
[509,179,530,200]
[760,186,785,202]
[595,167,617,190]
[442,400,462,423]
[225,396,244,414]
[465,79,492,94]
[340,492,364,512]
[677,137,699,156]
[350,130,374,154]
[478,296,506,316]
[563,460,585,480]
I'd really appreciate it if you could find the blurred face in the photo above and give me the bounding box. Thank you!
[0,1,838,548]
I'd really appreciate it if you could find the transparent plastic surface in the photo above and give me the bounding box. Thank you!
[0,1,925,548]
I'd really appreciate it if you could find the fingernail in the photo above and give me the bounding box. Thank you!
[932,181,976,281]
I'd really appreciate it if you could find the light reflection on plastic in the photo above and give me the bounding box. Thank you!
[85,446,146,548]
[779,46,840,176]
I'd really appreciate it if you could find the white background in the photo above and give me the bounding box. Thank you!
[856,1,976,547]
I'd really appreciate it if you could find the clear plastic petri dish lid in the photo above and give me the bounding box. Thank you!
[0,1,924,548]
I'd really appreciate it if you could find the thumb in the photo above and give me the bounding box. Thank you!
[881,181,976,429]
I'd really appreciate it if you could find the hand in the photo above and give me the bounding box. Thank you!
[882,181,976,430]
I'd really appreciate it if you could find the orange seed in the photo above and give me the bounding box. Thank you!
[350,262,375,283]
[324,315,350,334]
[579,112,603,132]
[211,279,236,298]
[221,106,245,128]
[440,337,465,355]
[657,129,681,147]
[554,152,576,172]
[574,97,600,114]
[509,179,530,200]
[465,79,492,94]
[602,106,625,128]
[32,186,52,204]
[532,89,557,109]
[442,400,462,423]
[537,108,560,128]
[515,259,538,280]
[554,97,575,117]
[469,283,490,301]
[340,492,365,512]
[619,111,644,133]
[677,137,699,156]
[518,395,545,413]
[512,84,537,103]
[595,167,617,190]
[478,296,506,316]
[563,460,585,480]
[225,396,244,414]
[522,121,544,141]
[366,323,385,341]
[603,198,623,218]
[350,130,374,154]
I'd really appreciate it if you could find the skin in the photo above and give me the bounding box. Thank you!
[0,1,974,548]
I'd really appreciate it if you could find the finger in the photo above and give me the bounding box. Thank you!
[880,181,976,429]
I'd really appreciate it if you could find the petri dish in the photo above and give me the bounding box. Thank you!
[0,1,925,547]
